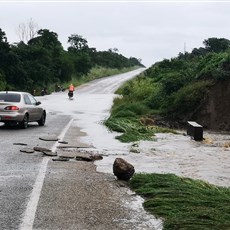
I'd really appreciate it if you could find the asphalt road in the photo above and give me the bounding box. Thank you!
[0,114,72,230]
[0,69,162,230]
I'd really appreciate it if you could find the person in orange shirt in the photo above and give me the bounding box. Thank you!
[69,83,75,92]
[68,83,75,98]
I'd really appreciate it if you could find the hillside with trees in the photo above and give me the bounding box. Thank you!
[105,37,230,142]
[0,27,144,93]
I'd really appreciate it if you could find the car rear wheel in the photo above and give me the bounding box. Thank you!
[20,114,29,129]
[38,112,46,126]
[4,122,11,127]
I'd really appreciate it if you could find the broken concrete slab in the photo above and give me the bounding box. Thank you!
[34,147,52,152]
[52,157,70,162]
[57,145,92,149]
[20,148,35,154]
[39,135,59,141]
[43,151,57,157]
[58,141,68,144]
[57,151,78,159]
[90,154,103,161]
[75,155,93,162]
[13,143,28,146]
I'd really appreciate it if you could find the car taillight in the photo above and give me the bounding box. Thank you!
[4,106,19,111]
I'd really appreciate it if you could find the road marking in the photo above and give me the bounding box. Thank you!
[20,118,73,230]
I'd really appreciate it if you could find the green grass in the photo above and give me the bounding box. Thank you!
[105,96,177,142]
[129,173,230,230]
[105,117,177,142]
[105,117,155,142]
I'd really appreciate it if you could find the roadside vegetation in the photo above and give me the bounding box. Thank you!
[105,37,230,142]
[0,26,143,94]
[129,173,230,230]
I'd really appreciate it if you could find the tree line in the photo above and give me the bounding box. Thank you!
[0,27,144,93]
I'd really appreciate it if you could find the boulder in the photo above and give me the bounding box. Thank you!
[113,158,135,181]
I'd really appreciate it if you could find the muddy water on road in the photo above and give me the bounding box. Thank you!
[39,69,230,188]
[75,71,230,188]
[96,131,230,188]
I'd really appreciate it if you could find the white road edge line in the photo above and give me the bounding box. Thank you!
[20,118,74,230]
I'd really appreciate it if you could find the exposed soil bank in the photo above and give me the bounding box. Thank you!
[193,79,230,131]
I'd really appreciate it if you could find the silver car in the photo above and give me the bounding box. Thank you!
[0,91,46,129]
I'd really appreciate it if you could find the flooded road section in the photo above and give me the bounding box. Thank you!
[97,132,230,188]
[40,68,230,190]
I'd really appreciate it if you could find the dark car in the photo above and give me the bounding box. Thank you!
[0,91,46,129]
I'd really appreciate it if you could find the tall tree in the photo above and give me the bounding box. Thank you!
[67,34,89,52]
[28,29,63,50]
[0,28,10,52]
[203,38,230,53]
[67,34,92,75]
[16,18,39,43]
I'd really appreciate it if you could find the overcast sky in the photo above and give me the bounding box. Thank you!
[1,1,230,67]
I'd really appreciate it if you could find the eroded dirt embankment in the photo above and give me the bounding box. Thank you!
[194,79,230,131]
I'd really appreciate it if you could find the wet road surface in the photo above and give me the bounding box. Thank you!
[0,115,71,230]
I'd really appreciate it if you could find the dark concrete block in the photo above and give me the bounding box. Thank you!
[187,121,203,141]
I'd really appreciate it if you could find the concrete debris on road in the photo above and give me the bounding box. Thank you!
[43,151,57,156]
[89,153,103,161]
[58,140,68,144]
[57,151,78,159]
[34,146,52,152]
[20,148,35,154]
[76,155,93,162]
[57,145,92,149]
[13,143,28,146]
[56,151,103,162]
[52,157,70,161]
[39,135,59,141]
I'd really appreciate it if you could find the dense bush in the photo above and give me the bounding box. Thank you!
[162,80,213,119]
[196,52,230,80]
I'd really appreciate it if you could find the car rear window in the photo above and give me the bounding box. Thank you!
[0,93,21,102]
